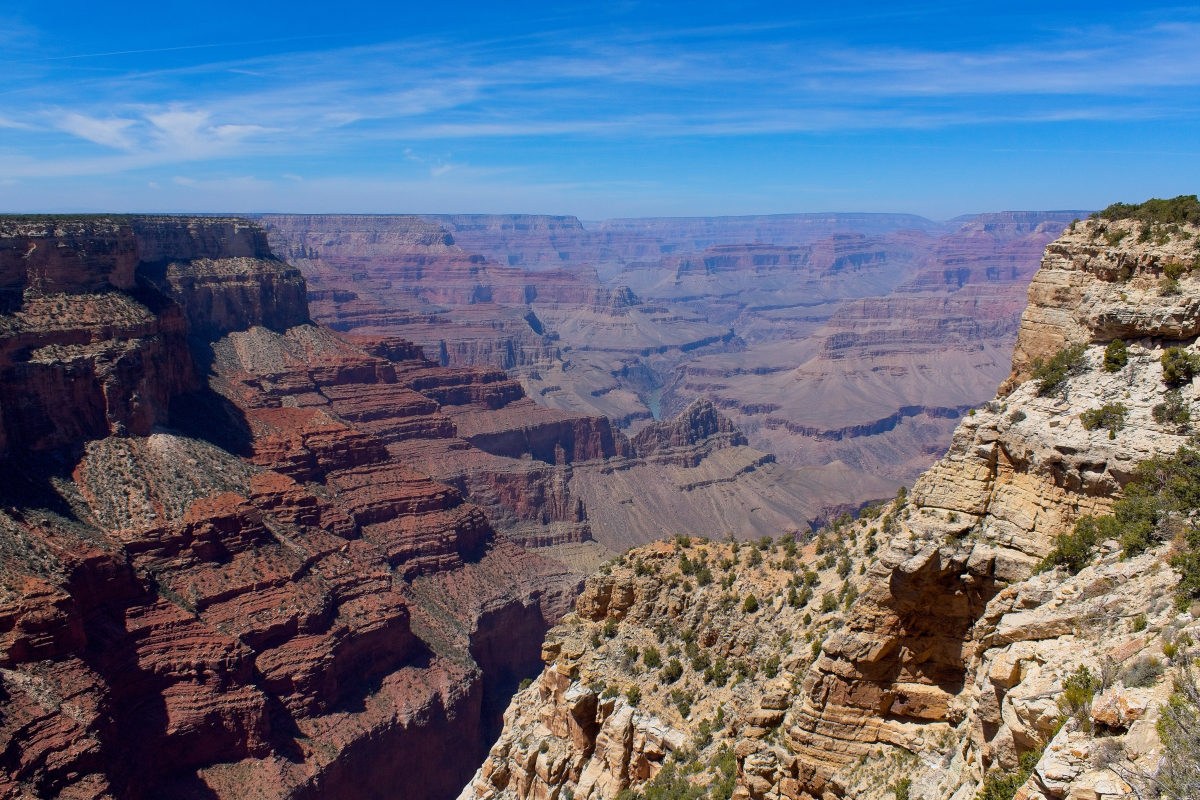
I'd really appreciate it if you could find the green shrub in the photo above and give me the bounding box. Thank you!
[520,677,533,691]
[695,566,713,586]
[1170,528,1200,609]
[602,685,620,699]
[1153,390,1191,430]
[844,584,859,609]
[1123,655,1163,687]
[821,592,837,613]
[1154,663,1200,800]
[660,659,683,684]
[977,749,1040,800]
[643,645,663,669]
[1104,228,1129,247]
[742,594,759,613]
[1165,260,1190,280]
[708,747,738,800]
[1080,402,1128,434]
[1031,343,1088,397]
[626,685,642,706]
[603,618,619,638]
[1132,613,1149,632]
[1103,339,1128,372]
[539,739,549,753]
[746,548,763,568]
[763,654,781,679]
[1162,347,1200,385]
[670,688,693,718]
[892,777,912,800]
[1162,277,1182,296]
[705,656,730,686]
[1039,516,1100,573]
[1059,665,1099,731]
[1009,409,1027,423]
[1096,195,1200,225]
[837,556,852,579]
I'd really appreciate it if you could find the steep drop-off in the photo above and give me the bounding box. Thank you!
[460,211,1200,800]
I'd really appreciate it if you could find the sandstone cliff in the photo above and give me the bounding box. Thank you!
[459,210,1200,800]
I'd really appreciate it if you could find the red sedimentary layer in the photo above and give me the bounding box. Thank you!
[0,217,603,800]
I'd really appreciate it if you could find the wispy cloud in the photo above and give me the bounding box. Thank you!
[2,16,1199,181]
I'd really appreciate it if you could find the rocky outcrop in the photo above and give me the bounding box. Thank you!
[630,397,747,463]
[462,216,1200,800]
[1003,217,1200,393]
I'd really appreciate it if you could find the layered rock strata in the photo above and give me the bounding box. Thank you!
[0,217,587,800]
[460,217,1200,800]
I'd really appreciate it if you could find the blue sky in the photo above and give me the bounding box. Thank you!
[2,1,1199,219]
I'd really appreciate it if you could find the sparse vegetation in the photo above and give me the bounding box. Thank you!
[1031,343,1088,397]
[1153,390,1191,430]
[1147,663,1200,800]
[1123,655,1164,688]
[1103,339,1128,372]
[1095,195,1200,226]
[1104,228,1129,247]
[1080,402,1127,434]
[1162,347,1200,385]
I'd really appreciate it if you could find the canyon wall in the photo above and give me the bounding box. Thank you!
[0,217,587,799]
[460,214,1200,800]
[1,214,868,800]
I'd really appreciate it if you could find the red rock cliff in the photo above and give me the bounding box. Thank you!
[0,216,585,800]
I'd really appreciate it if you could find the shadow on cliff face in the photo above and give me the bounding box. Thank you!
[0,447,86,519]
[166,340,253,458]
[470,599,557,749]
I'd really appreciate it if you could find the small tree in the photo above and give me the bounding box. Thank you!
[1103,339,1128,372]
[742,594,759,613]
[1153,390,1191,431]
[1031,343,1088,397]
[1162,347,1200,385]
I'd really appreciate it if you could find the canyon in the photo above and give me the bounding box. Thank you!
[0,216,840,799]
[259,210,1081,502]
[461,210,1200,800]
[6,205,1192,800]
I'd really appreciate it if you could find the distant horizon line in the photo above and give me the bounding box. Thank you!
[0,209,1096,225]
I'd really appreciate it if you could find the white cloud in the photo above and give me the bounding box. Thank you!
[57,113,137,150]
